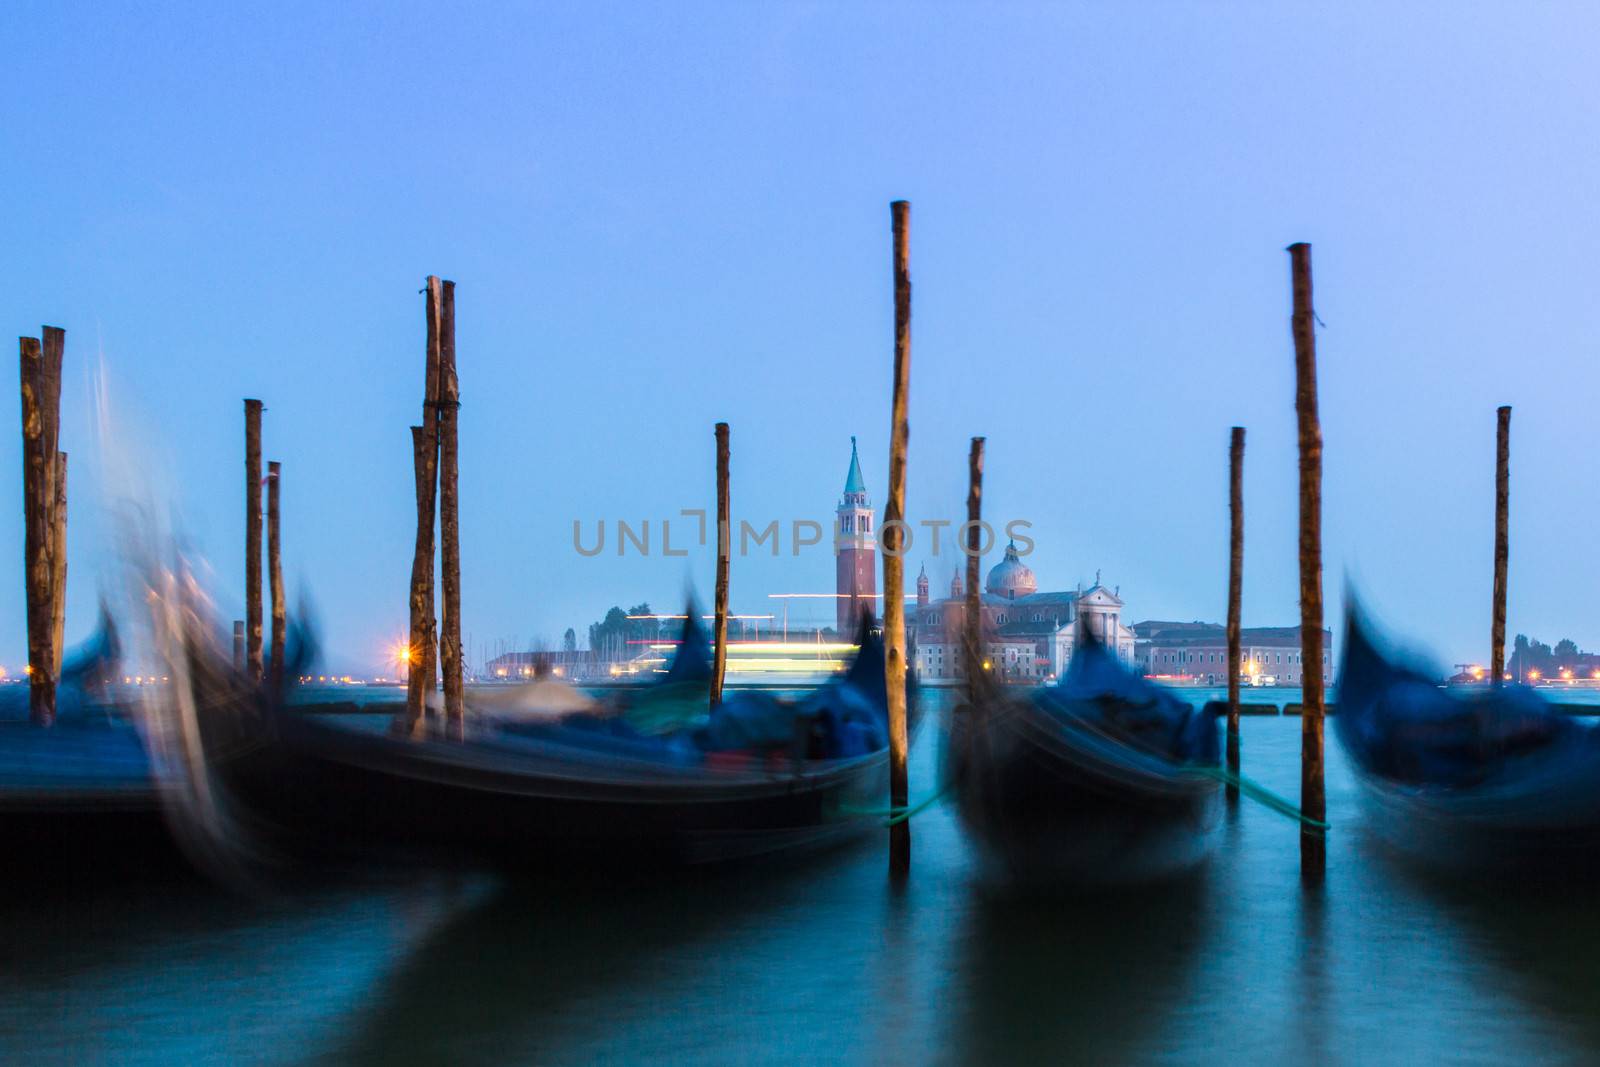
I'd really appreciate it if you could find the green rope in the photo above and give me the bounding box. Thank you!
[841,779,953,826]
[840,767,1328,833]
[1184,765,1330,832]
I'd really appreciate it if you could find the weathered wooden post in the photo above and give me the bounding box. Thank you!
[965,436,985,694]
[244,399,264,684]
[1288,242,1326,883]
[19,329,63,726]
[41,328,65,691]
[267,461,285,688]
[437,279,464,737]
[1226,426,1245,800]
[404,278,444,736]
[711,422,731,707]
[51,451,67,680]
[233,620,246,673]
[1491,405,1511,685]
[407,427,438,721]
[884,199,913,876]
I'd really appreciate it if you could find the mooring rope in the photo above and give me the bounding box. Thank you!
[841,766,1328,832]
[1184,765,1331,832]
[842,780,954,826]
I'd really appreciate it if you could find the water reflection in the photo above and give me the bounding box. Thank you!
[1289,884,1331,1061]
[946,870,1215,1063]
[0,876,485,1065]
[1367,839,1600,1057]
[12,719,1600,1063]
[328,858,868,1065]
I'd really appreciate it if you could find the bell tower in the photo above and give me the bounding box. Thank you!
[836,436,876,635]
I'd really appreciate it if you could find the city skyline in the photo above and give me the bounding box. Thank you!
[6,4,1600,675]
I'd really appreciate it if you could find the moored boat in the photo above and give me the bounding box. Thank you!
[1336,607,1600,874]
[948,631,1222,890]
[189,613,911,875]
[0,619,184,879]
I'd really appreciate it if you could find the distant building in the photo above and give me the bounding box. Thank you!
[825,438,1137,684]
[483,649,603,682]
[835,437,877,635]
[1134,620,1332,686]
[910,545,1138,683]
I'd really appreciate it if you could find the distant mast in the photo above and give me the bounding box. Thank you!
[835,436,877,635]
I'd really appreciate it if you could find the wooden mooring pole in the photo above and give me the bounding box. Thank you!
[965,437,985,695]
[1226,426,1245,800]
[51,451,66,680]
[267,461,285,688]
[1288,242,1326,883]
[711,422,730,707]
[41,330,65,699]
[404,278,444,736]
[244,399,264,684]
[884,199,913,877]
[19,329,64,726]
[1491,405,1511,685]
[438,279,464,738]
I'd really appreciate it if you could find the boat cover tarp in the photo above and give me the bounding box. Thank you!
[1036,632,1219,767]
[501,611,893,764]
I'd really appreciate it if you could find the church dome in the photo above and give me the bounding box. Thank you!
[985,541,1037,600]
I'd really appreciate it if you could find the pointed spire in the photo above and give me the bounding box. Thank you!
[843,435,868,497]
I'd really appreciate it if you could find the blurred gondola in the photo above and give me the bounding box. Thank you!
[188,610,915,875]
[1336,603,1600,876]
[948,626,1222,890]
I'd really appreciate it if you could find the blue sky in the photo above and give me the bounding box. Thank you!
[3,2,1598,673]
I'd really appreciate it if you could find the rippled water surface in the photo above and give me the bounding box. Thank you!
[5,689,1600,1064]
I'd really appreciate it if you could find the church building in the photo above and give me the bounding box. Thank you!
[835,436,877,635]
[830,438,1137,683]
[910,547,1138,682]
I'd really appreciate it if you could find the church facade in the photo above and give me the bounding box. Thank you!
[909,547,1138,683]
[831,439,1137,684]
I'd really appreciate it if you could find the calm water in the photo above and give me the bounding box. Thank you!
[6,688,1600,1064]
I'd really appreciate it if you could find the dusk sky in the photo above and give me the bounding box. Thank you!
[4,2,1598,674]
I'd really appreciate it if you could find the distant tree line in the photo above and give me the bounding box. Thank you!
[587,603,662,662]
[1509,634,1589,680]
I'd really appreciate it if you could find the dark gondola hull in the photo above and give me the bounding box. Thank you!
[0,623,180,881]
[201,710,892,871]
[176,609,908,876]
[0,719,184,881]
[950,698,1221,889]
[1348,774,1600,876]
